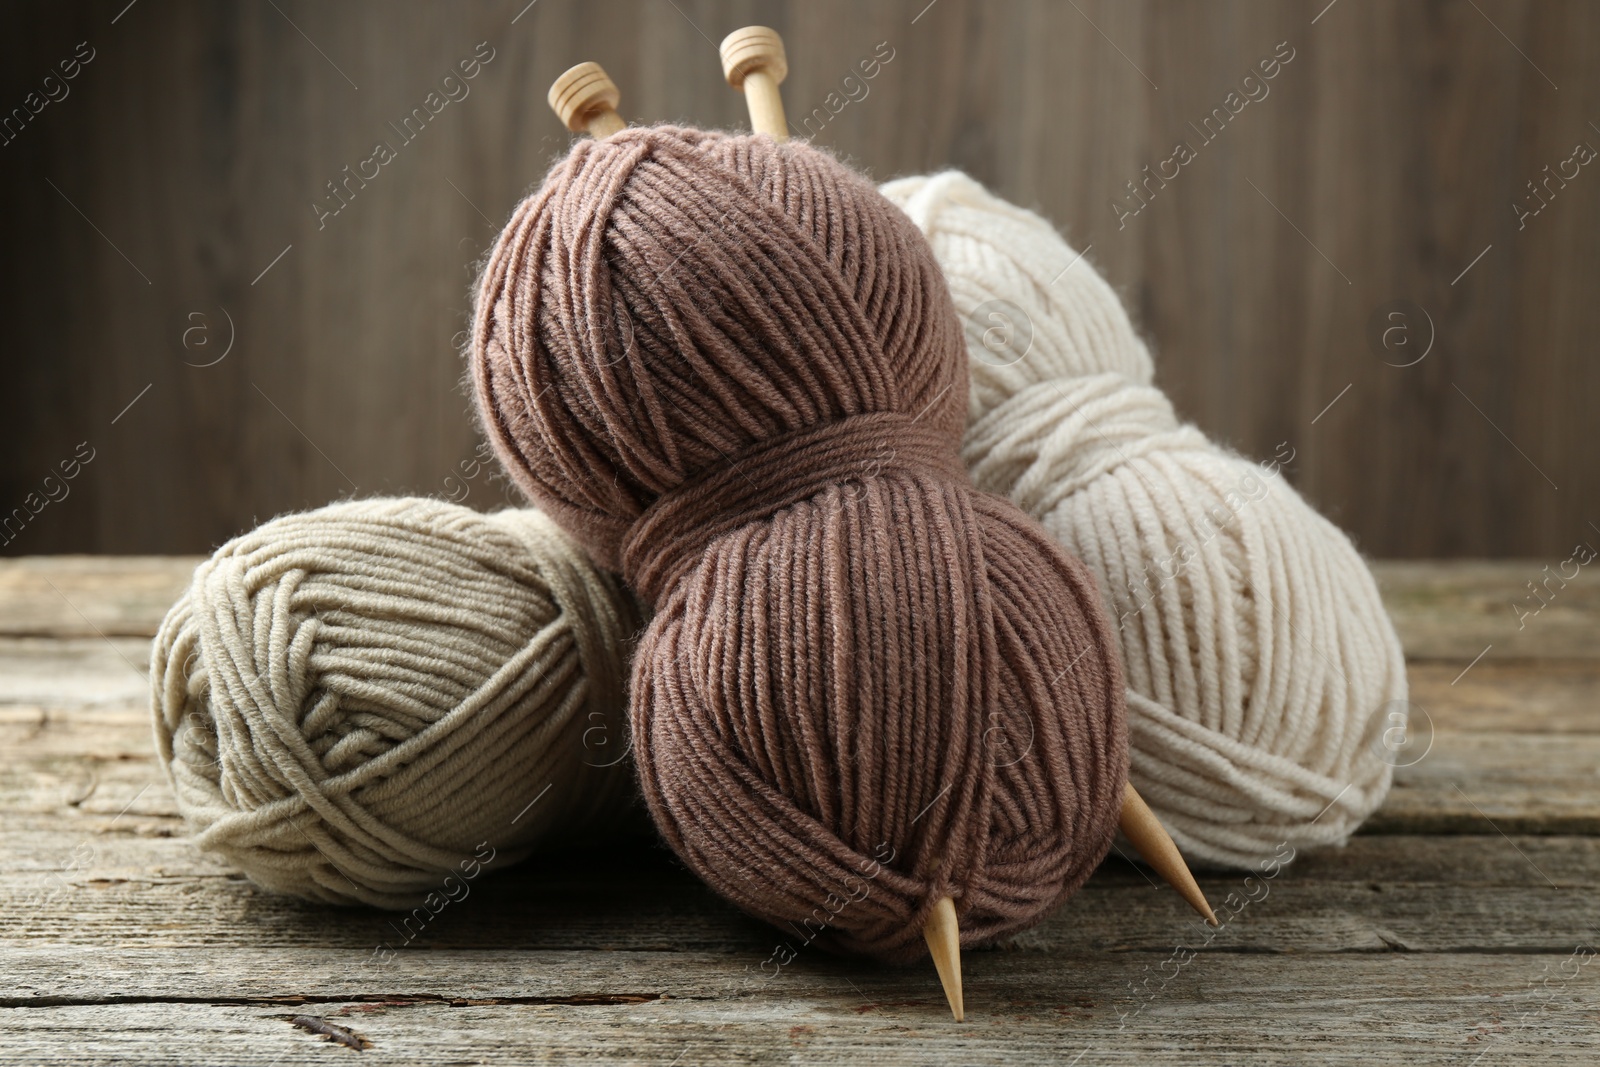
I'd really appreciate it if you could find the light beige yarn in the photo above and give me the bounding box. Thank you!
[151,497,643,907]
[884,172,1408,868]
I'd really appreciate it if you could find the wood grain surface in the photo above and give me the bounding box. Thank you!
[0,555,1596,1063]
[2,0,1596,558]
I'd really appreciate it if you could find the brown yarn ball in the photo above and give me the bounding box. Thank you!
[472,127,1127,962]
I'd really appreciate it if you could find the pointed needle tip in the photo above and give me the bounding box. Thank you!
[922,895,964,1021]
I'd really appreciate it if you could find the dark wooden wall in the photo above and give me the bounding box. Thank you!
[3,0,1596,558]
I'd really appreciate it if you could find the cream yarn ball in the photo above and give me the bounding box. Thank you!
[151,497,643,906]
[883,172,1407,868]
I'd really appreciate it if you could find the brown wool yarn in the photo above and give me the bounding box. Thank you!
[471,127,1128,962]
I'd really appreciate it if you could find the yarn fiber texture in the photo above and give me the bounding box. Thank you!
[151,497,643,907]
[883,172,1408,868]
[473,127,1128,962]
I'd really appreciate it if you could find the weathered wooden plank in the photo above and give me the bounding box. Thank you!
[11,708,1599,836]
[2,954,1597,1067]
[3,559,1599,661]
[1372,730,1600,835]
[3,874,1593,959]
[0,558,1594,1063]
[1,561,1597,719]
[22,655,1600,739]
[1407,660,1600,732]
[4,827,1595,958]
[0,557,198,638]
[0,639,149,707]
[14,829,1596,890]
[8,657,1596,759]
[0,706,157,758]
[1371,560,1600,661]
[2,939,1596,1011]
[0,733,173,819]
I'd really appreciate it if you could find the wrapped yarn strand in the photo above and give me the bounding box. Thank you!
[150,498,644,907]
[882,172,1408,868]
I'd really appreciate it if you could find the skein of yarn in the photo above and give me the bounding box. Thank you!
[883,172,1408,868]
[151,497,643,907]
[472,127,1128,962]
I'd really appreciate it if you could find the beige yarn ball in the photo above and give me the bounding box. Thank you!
[884,172,1408,868]
[151,497,643,906]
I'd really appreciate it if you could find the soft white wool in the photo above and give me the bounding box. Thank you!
[151,498,643,906]
[884,172,1407,868]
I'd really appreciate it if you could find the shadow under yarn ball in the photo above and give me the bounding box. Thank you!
[473,126,1128,962]
[151,498,644,907]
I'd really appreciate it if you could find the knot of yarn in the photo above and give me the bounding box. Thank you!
[620,413,965,602]
[473,127,1128,961]
[150,498,644,907]
[883,171,1408,868]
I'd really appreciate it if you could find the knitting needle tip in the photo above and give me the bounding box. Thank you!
[1120,782,1218,925]
[922,895,965,1021]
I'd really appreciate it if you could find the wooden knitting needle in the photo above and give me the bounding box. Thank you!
[715,26,1216,1017]
[923,896,964,1021]
[719,26,788,141]
[919,785,1215,1022]
[1122,782,1218,925]
[548,61,625,139]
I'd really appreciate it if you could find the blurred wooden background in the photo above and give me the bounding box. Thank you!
[2,0,1595,557]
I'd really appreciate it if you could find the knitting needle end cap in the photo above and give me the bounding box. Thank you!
[922,895,964,1021]
[548,61,625,138]
[718,26,788,88]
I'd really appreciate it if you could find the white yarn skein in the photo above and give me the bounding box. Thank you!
[151,498,644,906]
[883,172,1407,868]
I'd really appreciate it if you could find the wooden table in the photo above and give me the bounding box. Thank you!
[3,557,1596,1065]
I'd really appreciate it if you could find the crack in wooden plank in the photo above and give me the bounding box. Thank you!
[2,993,675,1009]
[289,1014,372,1051]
